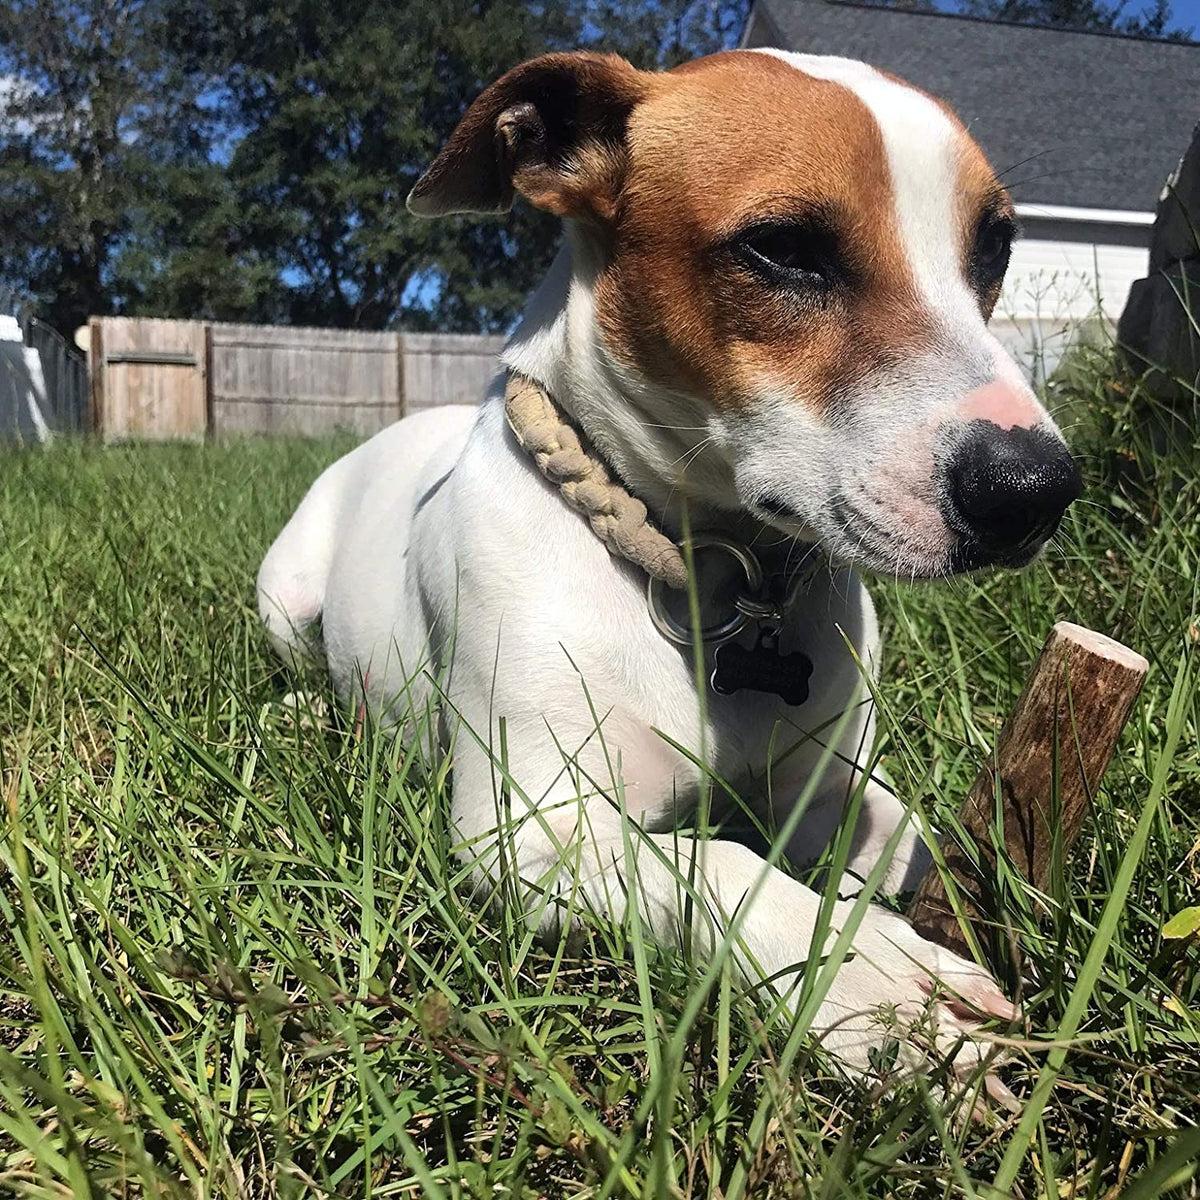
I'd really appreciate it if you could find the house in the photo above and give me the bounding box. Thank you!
[742,0,1200,376]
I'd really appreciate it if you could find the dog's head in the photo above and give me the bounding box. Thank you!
[409,49,1080,577]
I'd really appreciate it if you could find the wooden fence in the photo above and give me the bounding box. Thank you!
[403,332,510,416]
[210,323,400,438]
[88,316,505,441]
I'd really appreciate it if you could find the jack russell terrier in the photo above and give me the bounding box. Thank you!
[258,49,1080,1089]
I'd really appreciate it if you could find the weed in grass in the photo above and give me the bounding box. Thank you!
[0,364,1197,1197]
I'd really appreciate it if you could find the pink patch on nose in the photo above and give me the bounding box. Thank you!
[958,381,1040,431]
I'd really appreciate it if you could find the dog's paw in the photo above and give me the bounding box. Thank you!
[811,906,1018,1090]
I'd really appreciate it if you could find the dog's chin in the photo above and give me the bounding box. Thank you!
[947,537,1047,574]
[748,494,1049,580]
[820,526,1049,581]
[751,494,819,539]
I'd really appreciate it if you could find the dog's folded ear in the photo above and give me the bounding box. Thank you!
[407,52,649,224]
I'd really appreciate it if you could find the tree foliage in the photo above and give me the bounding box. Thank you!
[173,0,589,331]
[0,0,750,336]
[862,0,1192,38]
[0,0,255,335]
[958,0,1191,37]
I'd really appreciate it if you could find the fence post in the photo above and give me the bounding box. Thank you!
[396,332,407,419]
[88,317,105,437]
[203,322,214,438]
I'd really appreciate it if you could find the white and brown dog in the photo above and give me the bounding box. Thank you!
[258,50,1080,1086]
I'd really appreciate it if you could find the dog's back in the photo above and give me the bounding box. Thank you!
[256,403,478,675]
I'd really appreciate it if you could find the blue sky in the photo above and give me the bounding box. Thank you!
[1112,0,1199,33]
[1170,0,1200,30]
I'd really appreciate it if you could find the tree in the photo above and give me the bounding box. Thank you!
[858,0,1190,36]
[956,0,1191,38]
[0,0,272,335]
[173,0,583,331]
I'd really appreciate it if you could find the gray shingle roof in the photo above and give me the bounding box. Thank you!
[745,0,1200,212]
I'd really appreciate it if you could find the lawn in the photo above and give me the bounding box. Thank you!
[1,359,1198,1198]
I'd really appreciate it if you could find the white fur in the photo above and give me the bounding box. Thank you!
[257,53,1029,1082]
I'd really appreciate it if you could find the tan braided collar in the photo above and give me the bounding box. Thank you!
[504,371,689,590]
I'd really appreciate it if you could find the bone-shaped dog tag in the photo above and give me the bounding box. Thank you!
[710,629,813,707]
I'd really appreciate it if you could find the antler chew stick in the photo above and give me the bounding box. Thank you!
[908,622,1149,959]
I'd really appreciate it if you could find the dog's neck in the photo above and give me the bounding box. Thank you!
[502,229,751,540]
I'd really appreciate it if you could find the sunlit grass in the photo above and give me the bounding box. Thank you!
[0,358,1197,1197]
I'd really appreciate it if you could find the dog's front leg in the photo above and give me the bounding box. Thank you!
[788,774,933,898]
[452,743,1012,1084]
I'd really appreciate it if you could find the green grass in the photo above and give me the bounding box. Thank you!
[1,358,1198,1198]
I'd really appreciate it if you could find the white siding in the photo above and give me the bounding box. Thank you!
[989,224,1151,383]
[999,238,1149,322]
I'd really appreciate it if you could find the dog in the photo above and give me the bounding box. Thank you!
[257,49,1080,1087]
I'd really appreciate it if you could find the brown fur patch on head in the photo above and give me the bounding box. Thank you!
[591,50,935,414]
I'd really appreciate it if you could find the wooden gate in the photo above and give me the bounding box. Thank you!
[90,317,207,441]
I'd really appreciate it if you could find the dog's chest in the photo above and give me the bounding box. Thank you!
[603,570,875,815]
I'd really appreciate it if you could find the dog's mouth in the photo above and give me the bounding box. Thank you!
[753,491,811,529]
[776,488,1057,581]
[946,529,1052,574]
[755,492,800,520]
[835,526,1049,580]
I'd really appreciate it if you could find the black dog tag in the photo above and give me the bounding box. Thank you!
[710,628,813,707]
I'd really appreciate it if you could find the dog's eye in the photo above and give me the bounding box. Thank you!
[972,216,1016,283]
[733,222,834,291]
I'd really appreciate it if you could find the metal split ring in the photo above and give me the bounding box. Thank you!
[646,534,766,646]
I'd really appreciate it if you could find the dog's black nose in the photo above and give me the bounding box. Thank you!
[944,422,1081,556]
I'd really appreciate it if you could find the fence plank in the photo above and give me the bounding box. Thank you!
[210,322,401,438]
[214,399,397,437]
[402,333,505,413]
